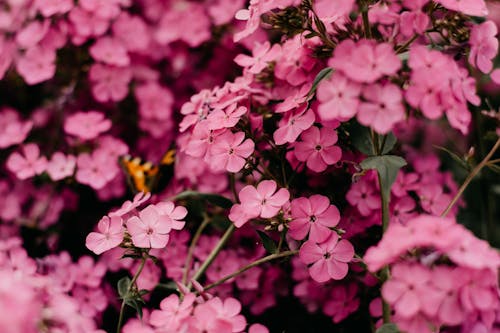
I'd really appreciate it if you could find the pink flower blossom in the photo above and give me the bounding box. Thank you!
[294,126,342,172]
[64,111,112,140]
[75,149,120,189]
[469,20,498,73]
[150,294,196,331]
[0,108,32,149]
[329,39,401,83]
[316,72,361,121]
[357,83,405,134]
[323,284,359,323]
[34,0,73,17]
[85,215,124,255]
[273,107,315,145]
[6,143,47,180]
[229,180,290,227]
[89,64,132,103]
[192,297,246,333]
[209,131,254,173]
[289,195,340,242]
[46,152,76,181]
[154,201,188,231]
[110,192,151,217]
[206,104,247,130]
[16,46,56,85]
[234,41,281,74]
[126,205,172,248]
[299,233,354,282]
[89,37,130,67]
[435,0,488,16]
[346,177,381,216]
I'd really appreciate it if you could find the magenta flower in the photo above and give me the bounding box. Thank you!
[192,297,247,333]
[273,107,315,145]
[294,126,342,173]
[16,46,56,85]
[89,37,130,67]
[329,39,401,83]
[150,293,196,331]
[299,234,354,283]
[85,215,124,255]
[346,178,381,216]
[435,0,488,16]
[207,104,247,130]
[316,72,361,121]
[229,180,290,227]
[89,63,132,103]
[357,83,405,134]
[75,149,119,190]
[469,20,498,74]
[64,111,112,141]
[155,201,188,230]
[6,143,47,180]
[289,195,340,242]
[0,108,32,149]
[323,284,360,323]
[126,205,172,248]
[46,152,76,181]
[382,263,431,318]
[209,131,255,173]
[234,41,281,74]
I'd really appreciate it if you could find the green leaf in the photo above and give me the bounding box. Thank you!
[117,277,131,298]
[361,155,407,198]
[380,133,397,155]
[211,215,232,231]
[307,67,333,98]
[434,145,469,170]
[376,323,400,333]
[350,122,375,155]
[172,190,233,209]
[155,281,178,291]
[256,230,278,254]
[487,163,500,174]
[125,299,143,320]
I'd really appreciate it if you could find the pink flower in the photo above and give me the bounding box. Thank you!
[329,39,401,83]
[126,205,172,248]
[229,180,290,227]
[294,126,342,172]
[6,143,47,180]
[382,263,431,318]
[209,131,255,173]
[89,37,130,67]
[323,284,359,323]
[192,297,247,333]
[206,104,247,130]
[155,201,188,230]
[46,152,76,181]
[234,41,281,74]
[273,107,315,145]
[0,108,32,149]
[469,20,498,74]
[435,0,488,16]
[34,0,73,17]
[357,83,405,134]
[275,84,311,113]
[299,233,354,282]
[16,46,56,85]
[150,294,195,331]
[64,111,112,140]
[109,192,151,218]
[89,64,132,103]
[76,149,119,189]
[316,72,361,121]
[346,177,381,216]
[85,216,124,255]
[112,13,150,52]
[289,195,340,242]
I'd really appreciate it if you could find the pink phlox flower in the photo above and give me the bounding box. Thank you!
[68,7,110,43]
[34,0,73,16]
[79,0,123,20]
[89,63,132,103]
[357,83,405,134]
[206,104,247,130]
[206,251,240,283]
[234,41,281,74]
[275,84,311,113]
[248,324,269,333]
[135,82,174,121]
[229,180,290,227]
[208,0,246,26]
[192,297,247,333]
[288,195,340,242]
[15,20,50,49]
[149,293,196,331]
[274,36,317,86]
[328,39,401,83]
[323,283,360,323]
[391,172,419,197]
[420,266,465,325]
[314,0,354,27]
[316,72,361,121]
[75,148,120,190]
[64,111,112,140]
[447,231,500,271]
[435,0,488,17]
[16,46,56,85]
[209,131,255,173]
[73,256,106,288]
[417,184,452,216]
[390,196,417,224]
[273,106,315,145]
[6,143,47,180]
[469,20,498,73]
[185,126,228,159]
[89,37,130,67]
[109,192,151,217]
[85,215,124,255]
[112,13,150,52]
[46,152,76,181]
[72,286,108,317]
[299,233,354,282]
[0,108,32,149]
[126,205,172,248]
[346,178,381,216]
[154,201,188,230]
[382,263,431,318]
[459,269,499,313]
[294,126,342,172]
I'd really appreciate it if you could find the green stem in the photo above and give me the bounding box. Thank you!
[116,254,148,333]
[203,250,298,291]
[188,224,236,289]
[182,215,211,285]
[441,137,500,217]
